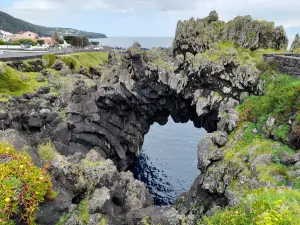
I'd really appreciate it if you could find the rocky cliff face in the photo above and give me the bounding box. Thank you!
[56,43,261,171]
[173,11,288,56]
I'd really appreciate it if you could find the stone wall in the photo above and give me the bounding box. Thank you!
[263,53,300,77]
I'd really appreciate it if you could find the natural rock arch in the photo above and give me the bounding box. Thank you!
[52,49,260,170]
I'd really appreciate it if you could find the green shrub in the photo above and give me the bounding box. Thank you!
[0,40,6,45]
[10,40,21,45]
[99,217,107,225]
[203,188,300,225]
[191,41,283,70]
[293,114,300,137]
[62,52,108,68]
[19,39,37,46]
[10,39,36,46]
[273,125,289,141]
[78,200,89,224]
[0,64,28,93]
[239,74,300,123]
[61,56,78,71]
[64,36,89,48]
[0,62,5,74]
[38,142,55,162]
[56,200,91,225]
[0,142,56,224]
[58,52,108,73]
[256,60,278,73]
[37,40,45,45]
[0,64,48,101]
[42,54,57,68]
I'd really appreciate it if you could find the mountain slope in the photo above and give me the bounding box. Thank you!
[0,11,107,38]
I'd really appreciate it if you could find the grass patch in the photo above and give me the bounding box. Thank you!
[38,142,55,162]
[203,188,300,225]
[239,73,300,123]
[223,122,298,188]
[42,54,57,67]
[61,56,79,71]
[56,213,70,225]
[0,142,56,224]
[237,72,300,143]
[99,217,107,225]
[0,63,48,101]
[78,199,90,224]
[273,125,290,141]
[58,52,108,69]
[256,163,288,183]
[192,41,284,70]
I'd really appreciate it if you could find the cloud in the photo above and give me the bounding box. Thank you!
[1,0,300,37]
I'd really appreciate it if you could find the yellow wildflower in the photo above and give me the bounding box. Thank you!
[5,197,10,203]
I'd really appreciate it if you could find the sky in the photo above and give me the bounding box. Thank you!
[1,0,300,42]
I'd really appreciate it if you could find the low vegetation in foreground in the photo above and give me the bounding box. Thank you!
[203,188,300,225]
[0,142,56,224]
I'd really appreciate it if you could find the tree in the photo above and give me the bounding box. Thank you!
[18,39,37,46]
[37,40,45,45]
[10,40,21,45]
[52,32,61,43]
[64,36,89,48]
[91,41,99,45]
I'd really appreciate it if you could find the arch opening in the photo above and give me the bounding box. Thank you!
[131,116,207,205]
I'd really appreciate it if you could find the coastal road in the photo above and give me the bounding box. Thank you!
[0,49,74,62]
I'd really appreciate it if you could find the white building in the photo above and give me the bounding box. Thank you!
[0,30,13,42]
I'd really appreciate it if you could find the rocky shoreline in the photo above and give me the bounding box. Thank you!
[0,11,299,225]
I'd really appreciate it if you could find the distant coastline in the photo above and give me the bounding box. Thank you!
[0,11,107,38]
[90,36,174,49]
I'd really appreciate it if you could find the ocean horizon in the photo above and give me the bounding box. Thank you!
[90,36,174,49]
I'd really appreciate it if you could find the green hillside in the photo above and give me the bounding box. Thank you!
[0,11,107,38]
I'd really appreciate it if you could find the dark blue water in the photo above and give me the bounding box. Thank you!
[90,36,173,49]
[132,117,206,205]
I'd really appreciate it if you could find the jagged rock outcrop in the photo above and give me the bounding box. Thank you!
[197,133,225,172]
[173,11,288,56]
[222,16,288,50]
[172,11,225,56]
[7,59,44,72]
[36,149,155,225]
[290,34,300,52]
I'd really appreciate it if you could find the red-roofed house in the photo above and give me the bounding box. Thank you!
[7,31,57,45]
[9,31,39,42]
[18,31,39,39]
[38,37,57,45]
